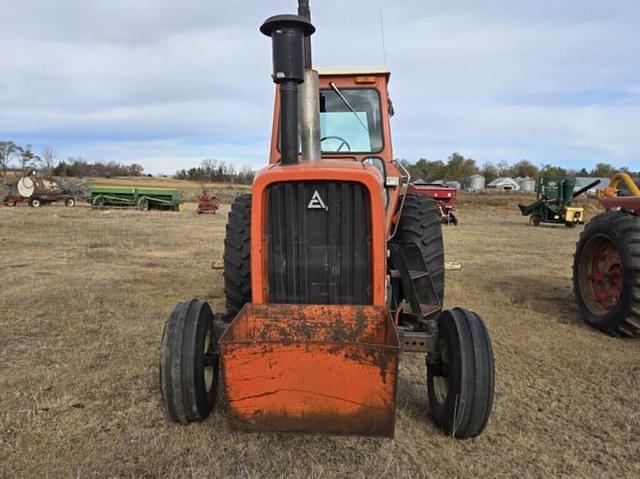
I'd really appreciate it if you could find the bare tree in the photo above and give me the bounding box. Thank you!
[20,144,41,173]
[40,146,57,176]
[0,141,22,176]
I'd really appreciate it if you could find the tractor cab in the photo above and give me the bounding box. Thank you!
[269,66,394,165]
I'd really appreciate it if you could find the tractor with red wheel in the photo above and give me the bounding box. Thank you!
[159,1,494,439]
[573,173,640,337]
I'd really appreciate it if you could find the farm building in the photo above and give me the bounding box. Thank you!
[486,177,520,191]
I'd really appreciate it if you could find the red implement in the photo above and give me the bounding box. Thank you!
[408,182,458,224]
[197,192,219,214]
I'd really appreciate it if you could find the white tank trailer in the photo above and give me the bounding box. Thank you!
[2,174,77,207]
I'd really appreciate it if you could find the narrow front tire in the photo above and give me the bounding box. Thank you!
[160,299,219,424]
[427,308,495,439]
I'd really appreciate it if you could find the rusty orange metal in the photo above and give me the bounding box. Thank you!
[219,303,400,436]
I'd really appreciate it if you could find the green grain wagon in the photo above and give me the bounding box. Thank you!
[90,185,184,211]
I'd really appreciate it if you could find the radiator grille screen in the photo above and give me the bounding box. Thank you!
[267,181,372,304]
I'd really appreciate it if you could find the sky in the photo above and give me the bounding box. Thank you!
[1,0,639,174]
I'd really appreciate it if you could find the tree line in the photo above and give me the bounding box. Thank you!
[2,139,632,186]
[52,158,144,177]
[399,153,638,184]
[1,140,256,184]
[0,140,145,178]
[175,159,255,184]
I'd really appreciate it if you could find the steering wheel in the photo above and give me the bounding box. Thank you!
[321,135,352,152]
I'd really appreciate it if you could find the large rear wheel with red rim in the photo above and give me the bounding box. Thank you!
[573,211,640,337]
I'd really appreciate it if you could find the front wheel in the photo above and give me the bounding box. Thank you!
[160,299,219,424]
[65,197,76,207]
[427,308,495,439]
[30,198,41,208]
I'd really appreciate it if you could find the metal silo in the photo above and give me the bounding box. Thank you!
[518,177,536,193]
[465,174,485,192]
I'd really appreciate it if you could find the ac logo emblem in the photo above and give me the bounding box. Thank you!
[307,190,328,211]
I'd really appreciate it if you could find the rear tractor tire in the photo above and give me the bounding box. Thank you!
[394,193,445,308]
[573,211,640,337]
[160,299,219,424]
[427,308,495,439]
[223,194,252,319]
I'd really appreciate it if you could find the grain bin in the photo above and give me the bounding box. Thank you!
[518,177,536,193]
[465,174,485,192]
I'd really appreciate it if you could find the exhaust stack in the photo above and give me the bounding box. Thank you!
[261,14,315,165]
[298,1,322,161]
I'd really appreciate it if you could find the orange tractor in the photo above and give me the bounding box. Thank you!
[573,173,640,337]
[159,2,494,438]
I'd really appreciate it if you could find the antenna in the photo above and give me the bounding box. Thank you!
[380,10,387,65]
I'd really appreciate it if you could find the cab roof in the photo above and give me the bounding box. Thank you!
[315,65,390,78]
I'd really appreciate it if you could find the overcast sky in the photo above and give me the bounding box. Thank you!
[1,0,639,174]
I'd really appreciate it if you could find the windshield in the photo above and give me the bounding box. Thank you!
[319,88,383,153]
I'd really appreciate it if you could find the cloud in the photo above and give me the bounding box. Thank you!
[0,0,639,173]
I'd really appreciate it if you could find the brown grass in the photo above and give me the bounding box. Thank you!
[1,199,639,478]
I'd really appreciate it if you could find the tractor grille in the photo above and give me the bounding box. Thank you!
[267,181,372,304]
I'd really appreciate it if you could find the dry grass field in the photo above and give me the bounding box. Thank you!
[1,196,639,478]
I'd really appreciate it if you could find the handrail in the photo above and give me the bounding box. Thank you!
[390,160,411,240]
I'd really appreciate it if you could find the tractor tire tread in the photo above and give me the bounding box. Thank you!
[223,194,252,317]
[159,299,218,424]
[573,211,640,337]
[427,308,494,439]
[394,193,445,305]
